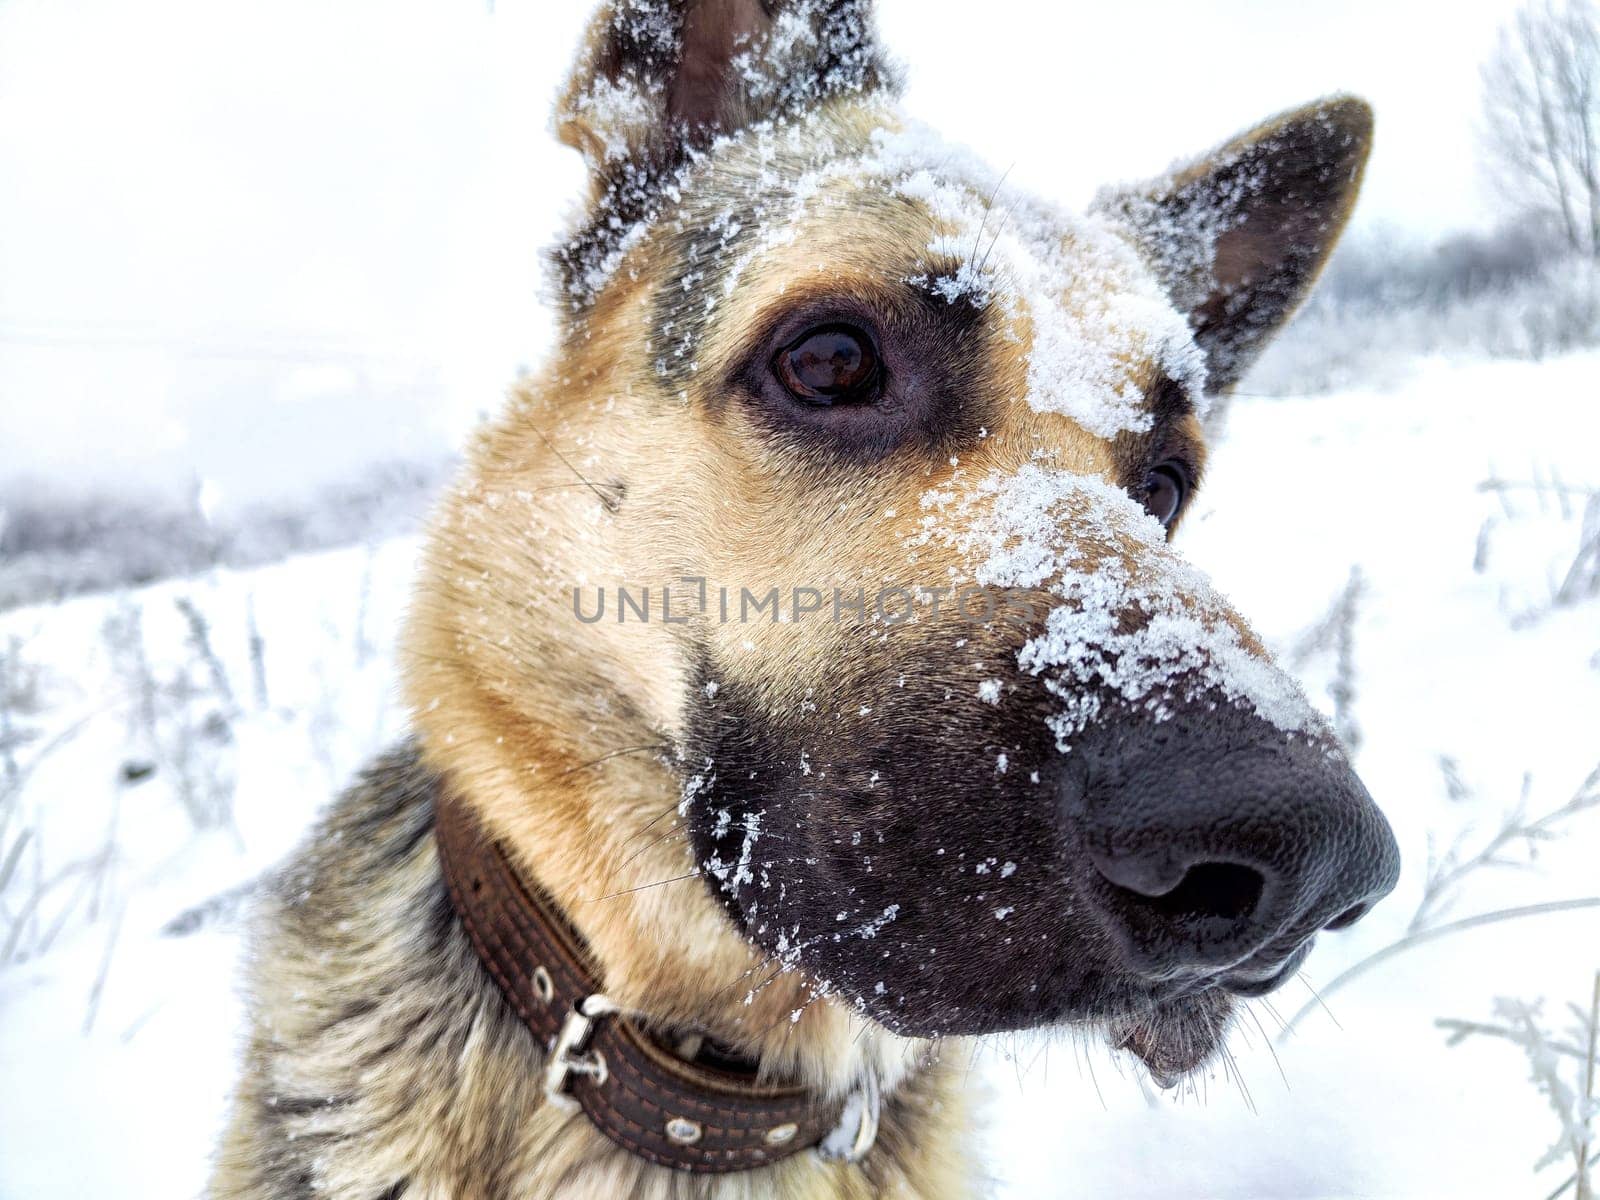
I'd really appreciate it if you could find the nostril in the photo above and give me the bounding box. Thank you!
[1115,862,1265,923]
[1323,901,1371,931]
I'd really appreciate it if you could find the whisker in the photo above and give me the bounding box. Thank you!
[978,195,1024,274]
[1244,1003,1290,1090]
[526,482,626,496]
[583,871,699,903]
[706,954,782,1009]
[1219,1040,1256,1114]
[969,164,1016,264]
[560,743,668,777]
[1022,1036,1050,1084]
[614,822,801,878]
[963,1037,985,1091]
[1294,971,1342,1031]
[613,822,687,872]
[743,958,802,1007]
[1083,1041,1107,1110]
[748,986,825,1043]
[618,798,688,850]
[528,421,622,513]
[772,1001,805,1064]
[1257,996,1290,1035]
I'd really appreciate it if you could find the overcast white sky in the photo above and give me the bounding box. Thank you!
[0,0,1524,508]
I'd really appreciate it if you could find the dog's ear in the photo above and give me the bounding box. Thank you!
[556,0,890,179]
[1096,97,1372,393]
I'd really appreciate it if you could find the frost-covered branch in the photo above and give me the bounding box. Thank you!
[1281,898,1600,1039]
[174,596,236,710]
[1439,974,1600,1198]
[1412,761,1600,933]
[103,598,238,834]
[1285,566,1364,753]
[1556,493,1600,606]
[245,592,269,711]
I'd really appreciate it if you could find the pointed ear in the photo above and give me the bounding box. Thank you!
[555,0,891,178]
[1096,96,1372,393]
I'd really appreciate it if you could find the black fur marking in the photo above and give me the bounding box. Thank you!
[267,1095,352,1117]
[554,0,900,314]
[320,998,380,1031]
[555,156,685,314]
[679,644,1159,1037]
[352,1007,438,1071]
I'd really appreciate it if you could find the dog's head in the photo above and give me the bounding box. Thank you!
[408,0,1399,1086]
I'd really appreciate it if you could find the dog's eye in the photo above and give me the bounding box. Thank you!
[1139,462,1188,527]
[773,325,881,405]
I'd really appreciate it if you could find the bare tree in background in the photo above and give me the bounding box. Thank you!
[1483,0,1600,257]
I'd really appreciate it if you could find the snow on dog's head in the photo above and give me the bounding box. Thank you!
[409,0,1397,1090]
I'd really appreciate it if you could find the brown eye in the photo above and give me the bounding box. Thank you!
[1140,463,1188,527]
[774,324,881,405]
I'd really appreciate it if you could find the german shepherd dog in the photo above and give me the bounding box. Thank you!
[212,1,1401,1196]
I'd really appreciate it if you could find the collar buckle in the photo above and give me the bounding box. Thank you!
[543,993,619,1113]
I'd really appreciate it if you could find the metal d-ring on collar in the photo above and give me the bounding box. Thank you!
[817,1064,882,1163]
[543,991,882,1163]
[543,994,620,1114]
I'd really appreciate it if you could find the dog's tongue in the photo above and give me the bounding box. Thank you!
[1107,992,1235,1089]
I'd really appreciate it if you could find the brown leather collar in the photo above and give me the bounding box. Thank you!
[434,793,877,1174]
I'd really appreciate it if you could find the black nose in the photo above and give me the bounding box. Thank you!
[1064,702,1400,988]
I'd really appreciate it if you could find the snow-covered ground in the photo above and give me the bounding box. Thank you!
[1,353,1597,1198]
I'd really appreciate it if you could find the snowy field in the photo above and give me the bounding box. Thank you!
[2,352,1597,1198]
[4,0,1599,1193]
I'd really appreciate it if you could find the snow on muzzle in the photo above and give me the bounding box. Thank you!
[915,464,1401,992]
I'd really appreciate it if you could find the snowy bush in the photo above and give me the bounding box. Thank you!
[1242,241,1600,400]
[1476,477,1600,624]
[0,458,450,611]
[1440,977,1600,1200]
